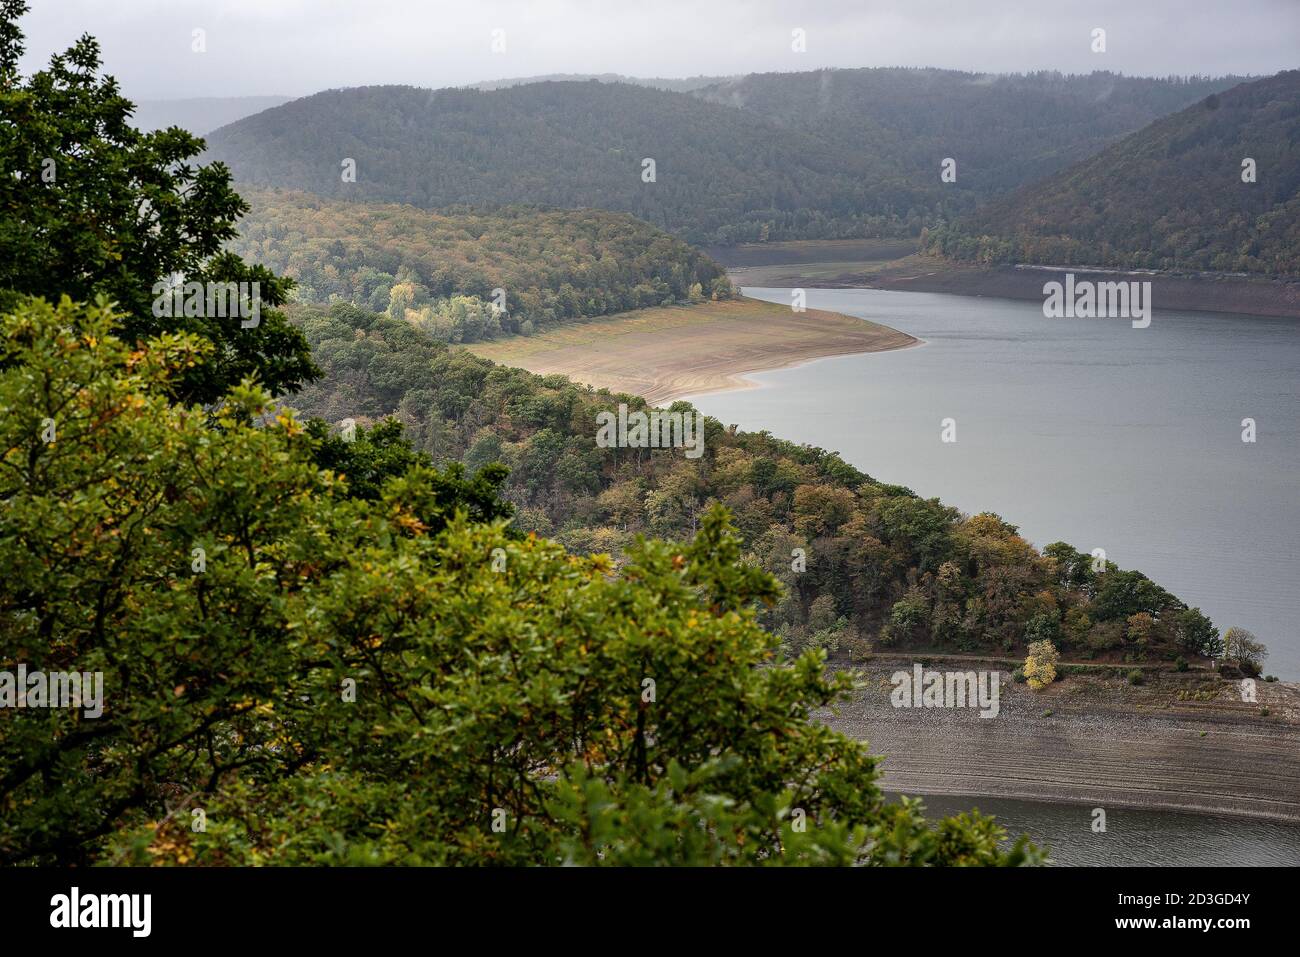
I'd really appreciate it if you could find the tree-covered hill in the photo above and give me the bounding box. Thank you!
[924,71,1300,277]
[693,68,1238,200]
[0,3,1251,869]
[288,299,1225,670]
[207,81,905,245]
[204,70,1237,245]
[226,189,731,340]
[1,5,1041,866]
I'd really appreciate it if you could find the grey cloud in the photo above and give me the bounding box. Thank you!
[15,0,1299,101]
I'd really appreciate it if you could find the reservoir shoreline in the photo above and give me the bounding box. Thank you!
[825,657,1300,824]
[466,295,917,405]
[712,243,1300,320]
[470,281,1300,828]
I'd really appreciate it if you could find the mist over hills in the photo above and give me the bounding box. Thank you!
[465,72,729,93]
[927,70,1300,277]
[130,95,294,134]
[693,68,1241,197]
[203,68,1240,245]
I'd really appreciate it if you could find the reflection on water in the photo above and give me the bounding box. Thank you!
[895,792,1300,866]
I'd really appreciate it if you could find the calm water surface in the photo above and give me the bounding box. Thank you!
[687,287,1300,680]
[894,792,1300,866]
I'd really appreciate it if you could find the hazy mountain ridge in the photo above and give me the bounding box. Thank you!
[130,95,295,135]
[925,70,1300,277]
[203,69,1241,244]
[466,72,730,92]
[206,80,922,244]
[692,67,1243,195]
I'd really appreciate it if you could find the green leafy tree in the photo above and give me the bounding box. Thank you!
[0,3,317,403]
[1174,607,1222,658]
[2,296,1040,867]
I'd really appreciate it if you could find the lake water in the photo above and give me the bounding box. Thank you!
[687,287,1300,680]
[891,792,1300,866]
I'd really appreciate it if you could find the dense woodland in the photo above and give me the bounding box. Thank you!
[694,68,1236,198]
[926,71,1300,278]
[290,299,1225,669]
[205,70,1234,245]
[2,2,1277,870]
[0,7,1043,867]
[228,190,731,341]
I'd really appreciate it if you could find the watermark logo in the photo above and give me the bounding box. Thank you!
[890,663,1000,718]
[596,403,703,459]
[1042,273,1151,328]
[151,279,261,328]
[1,664,103,718]
[50,888,150,937]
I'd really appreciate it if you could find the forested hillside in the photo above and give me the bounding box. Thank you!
[289,300,1225,668]
[925,71,1300,277]
[468,72,728,93]
[207,81,908,245]
[1,7,1044,867]
[227,190,731,341]
[205,70,1235,244]
[695,68,1236,199]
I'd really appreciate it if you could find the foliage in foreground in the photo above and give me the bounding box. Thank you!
[0,2,318,403]
[0,297,1040,866]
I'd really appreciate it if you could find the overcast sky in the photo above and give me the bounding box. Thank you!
[15,0,1300,100]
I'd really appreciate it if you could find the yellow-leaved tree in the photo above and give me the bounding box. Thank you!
[1023,640,1060,690]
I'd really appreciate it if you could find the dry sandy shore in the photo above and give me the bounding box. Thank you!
[822,657,1300,822]
[466,297,916,404]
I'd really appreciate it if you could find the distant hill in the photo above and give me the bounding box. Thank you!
[204,70,1240,244]
[924,71,1300,277]
[693,68,1240,198]
[206,80,912,244]
[467,73,729,93]
[130,95,294,135]
[227,189,729,341]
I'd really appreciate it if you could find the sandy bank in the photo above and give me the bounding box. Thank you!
[822,657,1300,823]
[465,296,916,404]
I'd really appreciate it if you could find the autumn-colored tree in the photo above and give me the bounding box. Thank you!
[1023,640,1061,690]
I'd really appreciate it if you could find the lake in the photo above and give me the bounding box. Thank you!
[686,287,1300,680]
[892,792,1300,866]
